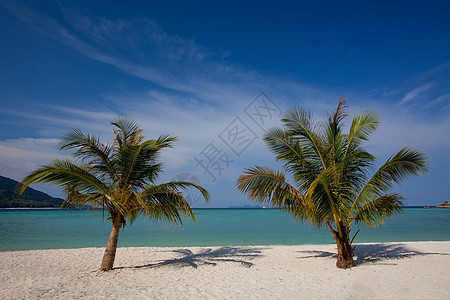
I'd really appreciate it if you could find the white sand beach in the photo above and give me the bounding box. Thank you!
[1,241,449,299]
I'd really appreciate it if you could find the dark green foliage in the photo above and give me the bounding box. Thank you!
[0,175,63,208]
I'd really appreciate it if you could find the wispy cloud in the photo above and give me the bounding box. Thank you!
[3,1,335,110]
[417,62,450,81]
[0,138,63,180]
[400,83,433,104]
[432,93,450,104]
[1,104,116,138]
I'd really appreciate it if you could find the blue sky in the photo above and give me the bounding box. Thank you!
[0,0,449,207]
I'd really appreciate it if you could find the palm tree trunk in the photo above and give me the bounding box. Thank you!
[336,236,355,269]
[100,224,121,271]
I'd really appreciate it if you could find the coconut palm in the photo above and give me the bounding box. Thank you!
[20,117,210,270]
[237,98,428,268]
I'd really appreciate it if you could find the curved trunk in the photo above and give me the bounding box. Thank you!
[100,224,121,271]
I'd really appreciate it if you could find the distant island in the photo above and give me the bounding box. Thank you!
[227,205,263,209]
[226,205,280,209]
[0,175,63,208]
[424,201,450,209]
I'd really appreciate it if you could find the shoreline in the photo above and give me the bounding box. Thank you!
[2,240,450,252]
[1,241,449,299]
[2,206,441,209]
[0,207,61,209]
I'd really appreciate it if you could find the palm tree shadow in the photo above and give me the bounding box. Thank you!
[297,243,449,266]
[116,246,267,270]
[298,249,337,259]
[353,243,449,265]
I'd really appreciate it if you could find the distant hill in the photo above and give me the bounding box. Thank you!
[0,175,64,208]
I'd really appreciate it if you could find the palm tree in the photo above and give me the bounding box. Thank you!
[20,117,210,271]
[237,98,428,268]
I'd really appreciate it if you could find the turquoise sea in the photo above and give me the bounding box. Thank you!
[1,208,449,251]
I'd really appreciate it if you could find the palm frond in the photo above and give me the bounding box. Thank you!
[324,96,348,151]
[281,107,327,170]
[20,159,111,195]
[116,143,143,187]
[111,116,143,147]
[113,135,177,189]
[349,146,428,222]
[328,95,348,129]
[264,128,318,192]
[140,184,196,224]
[348,110,380,143]
[345,110,380,159]
[303,164,347,226]
[154,134,178,149]
[60,127,115,180]
[237,166,313,219]
[351,194,404,227]
[152,181,211,202]
[62,189,106,211]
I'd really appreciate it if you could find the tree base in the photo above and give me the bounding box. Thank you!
[336,244,356,269]
[336,258,356,269]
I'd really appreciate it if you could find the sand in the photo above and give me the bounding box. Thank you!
[1,241,449,299]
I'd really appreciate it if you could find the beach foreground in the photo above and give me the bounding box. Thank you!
[1,242,449,299]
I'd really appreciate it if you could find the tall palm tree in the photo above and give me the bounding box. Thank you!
[20,117,210,271]
[237,98,428,268]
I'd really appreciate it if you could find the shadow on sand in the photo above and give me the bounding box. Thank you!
[116,246,267,270]
[297,243,449,266]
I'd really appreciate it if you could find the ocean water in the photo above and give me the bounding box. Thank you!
[0,208,449,251]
